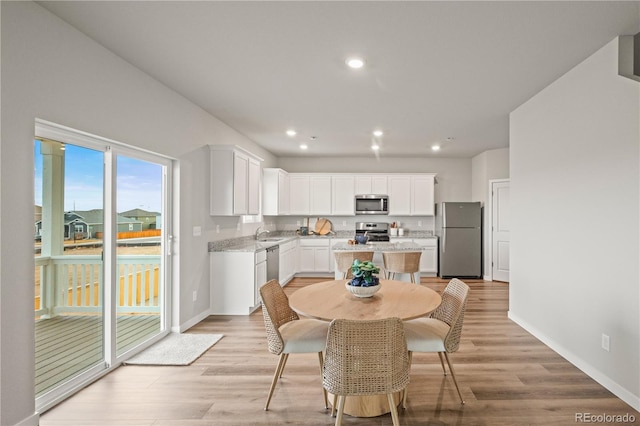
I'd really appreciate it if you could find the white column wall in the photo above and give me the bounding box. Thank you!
[509,37,639,409]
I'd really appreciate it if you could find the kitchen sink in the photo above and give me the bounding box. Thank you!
[257,238,285,242]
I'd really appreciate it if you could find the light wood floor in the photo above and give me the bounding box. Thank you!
[40,277,639,425]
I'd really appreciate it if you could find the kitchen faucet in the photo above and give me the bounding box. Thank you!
[255,226,270,240]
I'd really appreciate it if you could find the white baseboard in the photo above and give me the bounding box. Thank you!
[508,310,640,411]
[175,309,211,333]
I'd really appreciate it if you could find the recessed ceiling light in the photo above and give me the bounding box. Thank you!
[431,145,441,151]
[286,129,297,137]
[373,130,383,137]
[346,57,365,69]
[299,143,308,150]
[371,144,380,151]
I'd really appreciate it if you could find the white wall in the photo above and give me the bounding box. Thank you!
[0,2,275,424]
[510,37,639,409]
[471,148,509,277]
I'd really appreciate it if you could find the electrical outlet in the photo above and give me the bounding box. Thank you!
[297,221,301,226]
[342,221,347,226]
[216,225,220,233]
[237,223,240,231]
[192,291,197,302]
[418,220,422,227]
[601,333,610,352]
[193,226,201,237]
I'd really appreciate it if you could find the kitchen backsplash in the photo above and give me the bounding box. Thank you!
[270,215,435,235]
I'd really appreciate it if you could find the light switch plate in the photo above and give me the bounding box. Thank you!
[193,226,202,237]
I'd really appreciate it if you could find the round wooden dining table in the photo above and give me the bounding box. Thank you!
[288,279,442,418]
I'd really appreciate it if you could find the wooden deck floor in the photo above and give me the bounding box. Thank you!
[36,314,160,396]
[41,277,639,425]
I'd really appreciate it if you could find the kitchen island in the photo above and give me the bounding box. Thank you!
[332,240,436,282]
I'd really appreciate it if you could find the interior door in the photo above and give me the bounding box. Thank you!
[491,180,510,282]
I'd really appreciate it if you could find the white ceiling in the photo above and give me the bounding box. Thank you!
[39,1,639,158]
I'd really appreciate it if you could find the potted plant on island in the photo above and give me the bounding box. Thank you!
[345,259,381,298]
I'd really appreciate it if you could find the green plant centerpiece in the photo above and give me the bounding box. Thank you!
[349,259,380,287]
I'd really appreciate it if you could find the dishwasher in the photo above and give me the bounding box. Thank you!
[266,245,279,281]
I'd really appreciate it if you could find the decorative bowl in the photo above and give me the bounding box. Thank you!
[345,282,381,298]
[354,234,369,244]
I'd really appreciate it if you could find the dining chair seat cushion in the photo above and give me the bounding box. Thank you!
[403,318,450,352]
[280,318,329,353]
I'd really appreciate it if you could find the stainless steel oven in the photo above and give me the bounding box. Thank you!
[355,194,389,215]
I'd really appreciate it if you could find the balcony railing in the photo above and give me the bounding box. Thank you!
[35,255,161,318]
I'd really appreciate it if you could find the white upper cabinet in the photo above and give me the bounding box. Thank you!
[388,174,436,216]
[210,145,263,216]
[289,174,311,215]
[289,174,332,215]
[263,168,289,215]
[355,175,388,195]
[310,176,332,215]
[388,175,412,215]
[332,175,355,215]
[412,174,435,215]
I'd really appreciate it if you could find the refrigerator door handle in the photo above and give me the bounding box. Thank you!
[442,231,445,253]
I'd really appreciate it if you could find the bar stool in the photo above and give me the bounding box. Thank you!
[382,251,422,283]
[334,251,374,279]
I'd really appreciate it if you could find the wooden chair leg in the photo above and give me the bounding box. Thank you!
[388,393,400,426]
[335,395,346,426]
[331,394,338,417]
[318,352,328,409]
[437,352,447,375]
[278,353,289,378]
[265,353,287,410]
[443,352,465,404]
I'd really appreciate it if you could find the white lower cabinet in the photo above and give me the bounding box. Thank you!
[210,250,265,315]
[255,250,267,305]
[414,238,438,275]
[298,238,331,272]
[279,239,298,285]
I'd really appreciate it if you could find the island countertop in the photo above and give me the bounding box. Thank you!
[331,241,423,251]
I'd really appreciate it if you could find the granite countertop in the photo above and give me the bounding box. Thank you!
[208,231,436,253]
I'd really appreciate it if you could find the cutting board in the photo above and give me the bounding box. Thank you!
[314,218,332,235]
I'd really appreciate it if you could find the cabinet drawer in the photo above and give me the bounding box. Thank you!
[299,238,330,247]
[255,249,267,263]
[413,238,437,247]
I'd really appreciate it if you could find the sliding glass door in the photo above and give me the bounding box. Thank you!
[34,121,172,410]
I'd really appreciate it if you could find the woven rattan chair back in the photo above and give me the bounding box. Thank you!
[259,279,299,355]
[334,251,374,279]
[429,278,469,353]
[323,317,409,397]
[382,251,422,283]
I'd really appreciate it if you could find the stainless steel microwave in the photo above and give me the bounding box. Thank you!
[355,195,389,215]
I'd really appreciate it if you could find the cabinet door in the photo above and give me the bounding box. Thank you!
[412,175,435,216]
[278,169,290,215]
[298,247,316,271]
[419,247,437,273]
[255,260,267,305]
[232,152,248,215]
[371,176,388,195]
[332,176,355,215]
[310,176,332,215]
[248,158,261,215]
[314,247,330,272]
[289,175,310,215]
[388,176,411,215]
[355,176,372,195]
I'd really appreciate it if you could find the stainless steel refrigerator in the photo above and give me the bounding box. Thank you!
[439,202,482,278]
